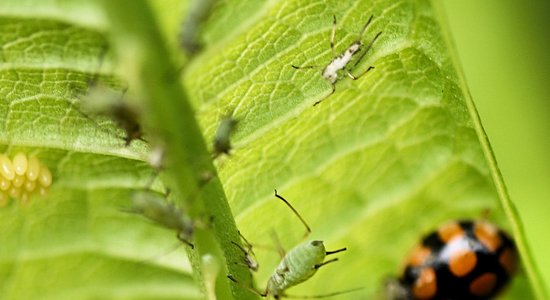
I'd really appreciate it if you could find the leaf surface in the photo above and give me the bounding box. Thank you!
[0,0,545,299]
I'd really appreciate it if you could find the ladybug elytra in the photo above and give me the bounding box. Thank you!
[388,220,518,300]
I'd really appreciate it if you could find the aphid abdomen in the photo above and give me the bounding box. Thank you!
[322,41,363,84]
[213,117,237,156]
[132,191,188,231]
[131,190,194,248]
[274,240,327,291]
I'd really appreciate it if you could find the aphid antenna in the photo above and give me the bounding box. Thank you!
[325,247,347,255]
[283,286,365,299]
[227,275,267,297]
[351,30,382,69]
[274,189,312,237]
[314,257,339,269]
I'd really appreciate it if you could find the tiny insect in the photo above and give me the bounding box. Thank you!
[231,231,259,272]
[212,116,238,158]
[180,0,218,56]
[228,190,360,299]
[386,220,518,300]
[292,15,382,106]
[81,85,145,146]
[130,190,194,248]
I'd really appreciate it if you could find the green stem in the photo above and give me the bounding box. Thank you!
[96,1,257,299]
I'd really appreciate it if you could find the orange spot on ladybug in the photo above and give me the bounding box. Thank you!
[412,267,437,299]
[438,221,464,242]
[499,248,518,275]
[407,246,431,267]
[470,272,497,297]
[449,248,477,277]
[474,222,502,252]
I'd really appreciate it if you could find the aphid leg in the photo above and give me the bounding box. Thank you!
[348,66,375,82]
[274,189,312,237]
[177,232,195,249]
[238,231,255,252]
[352,31,382,69]
[291,64,323,70]
[136,240,183,264]
[314,257,339,269]
[227,275,267,297]
[326,247,347,255]
[231,241,259,271]
[270,230,286,259]
[284,287,364,299]
[313,84,336,106]
[330,15,337,57]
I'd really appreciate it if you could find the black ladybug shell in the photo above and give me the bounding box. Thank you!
[397,220,518,300]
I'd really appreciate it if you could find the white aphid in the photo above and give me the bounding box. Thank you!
[292,15,382,106]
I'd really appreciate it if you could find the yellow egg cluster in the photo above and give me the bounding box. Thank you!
[0,153,52,207]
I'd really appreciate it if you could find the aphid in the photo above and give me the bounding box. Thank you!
[81,85,145,146]
[212,116,238,157]
[110,101,144,146]
[130,190,194,248]
[77,47,146,146]
[231,231,259,272]
[292,15,382,106]
[0,153,52,207]
[228,190,358,299]
[386,220,518,300]
[180,0,218,56]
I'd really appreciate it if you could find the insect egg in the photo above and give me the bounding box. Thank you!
[26,156,40,181]
[0,177,10,191]
[9,186,21,198]
[0,154,15,180]
[13,152,28,176]
[13,175,25,188]
[0,153,53,207]
[24,180,36,192]
[38,166,53,187]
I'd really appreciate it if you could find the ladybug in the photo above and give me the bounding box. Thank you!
[387,220,518,300]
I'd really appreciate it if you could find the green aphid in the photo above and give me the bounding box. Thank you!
[212,116,238,157]
[131,190,194,248]
[228,190,358,299]
[264,239,347,298]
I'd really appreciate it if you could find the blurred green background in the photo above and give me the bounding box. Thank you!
[443,0,550,290]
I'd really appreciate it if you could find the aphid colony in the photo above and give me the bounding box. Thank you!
[386,220,518,300]
[0,153,52,207]
[38,12,518,300]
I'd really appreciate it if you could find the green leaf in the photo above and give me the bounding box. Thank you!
[183,0,546,299]
[0,1,546,300]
